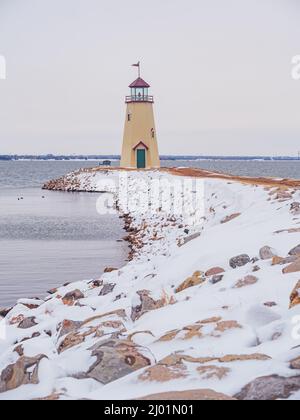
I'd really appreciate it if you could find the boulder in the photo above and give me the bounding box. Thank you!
[264,302,277,307]
[0,355,46,393]
[104,267,118,273]
[272,255,297,266]
[229,254,251,269]
[234,275,258,289]
[290,202,300,215]
[131,290,168,321]
[205,267,225,277]
[215,320,242,332]
[220,213,241,224]
[58,331,86,354]
[290,357,300,370]
[47,287,58,295]
[138,389,236,401]
[18,317,37,329]
[197,365,230,380]
[283,259,300,274]
[289,244,300,256]
[210,275,224,285]
[259,246,276,260]
[175,271,206,293]
[178,232,201,247]
[62,289,84,305]
[85,339,152,384]
[99,283,116,296]
[235,374,300,400]
[58,319,82,339]
[0,307,12,318]
[290,280,300,308]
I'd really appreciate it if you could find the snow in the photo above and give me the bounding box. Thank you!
[1,169,300,400]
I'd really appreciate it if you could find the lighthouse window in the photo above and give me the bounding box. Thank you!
[128,113,131,122]
[151,128,155,138]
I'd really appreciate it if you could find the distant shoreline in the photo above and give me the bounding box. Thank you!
[1,155,300,162]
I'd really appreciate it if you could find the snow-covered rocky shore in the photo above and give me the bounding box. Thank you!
[1,167,300,400]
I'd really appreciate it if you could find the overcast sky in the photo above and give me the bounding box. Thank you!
[0,0,299,156]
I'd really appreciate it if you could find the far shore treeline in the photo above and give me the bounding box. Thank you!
[1,154,300,161]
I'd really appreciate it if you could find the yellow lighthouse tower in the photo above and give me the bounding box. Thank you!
[121,67,160,169]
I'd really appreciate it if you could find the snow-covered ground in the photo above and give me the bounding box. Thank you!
[0,168,300,400]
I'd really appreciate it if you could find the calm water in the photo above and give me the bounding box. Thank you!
[0,159,299,308]
[0,161,127,307]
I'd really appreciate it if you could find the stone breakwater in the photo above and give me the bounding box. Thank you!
[0,168,300,400]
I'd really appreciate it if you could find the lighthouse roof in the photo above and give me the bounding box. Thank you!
[129,77,150,88]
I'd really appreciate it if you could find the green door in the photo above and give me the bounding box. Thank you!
[137,149,146,169]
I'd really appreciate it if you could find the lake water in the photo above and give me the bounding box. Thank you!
[162,159,300,179]
[0,161,128,307]
[0,159,299,308]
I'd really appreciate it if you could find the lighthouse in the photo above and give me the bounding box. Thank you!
[121,66,160,169]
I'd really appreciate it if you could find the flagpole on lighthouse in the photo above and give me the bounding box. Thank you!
[132,61,141,78]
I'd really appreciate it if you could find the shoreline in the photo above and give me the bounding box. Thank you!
[0,167,300,400]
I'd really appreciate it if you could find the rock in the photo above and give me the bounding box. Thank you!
[0,355,46,393]
[139,389,236,401]
[205,267,225,277]
[18,317,37,329]
[229,254,251,269]
[58,319,82,339]
[290,357,300,370]
[62,289,84,305]
[221,213,241,224]
[131,290,168,321]
[178,232,201,247]
[175,271,206,293]
[234,275,258,288]
[252,265,260,272]
[47,287,58,295]
[218,353,270,363]
[139,356,188,383]
[215,320,242,332]
[199,316,222,324]
[104,267,118,273]
[272,255,297,266]
[85,339,152,384]
[58,331,86,354]
[0,307,12,318]
[264,302,277,307]
[99,283,116,296]
[91,280,103,288]
[275,190,293,201]
[235,374,300,400]
[210,275,224,285]
[197,365,230,380]
[290,202,300,215]
[288,244,300,256]
[290,280,300,308]
[139,352,270,384]
[283,259,300,274]
[14,345,24,357]
[21,332,41,343]
[275,228,300,234]
[259,246,276,260]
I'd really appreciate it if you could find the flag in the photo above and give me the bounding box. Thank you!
[132,62,140,67]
